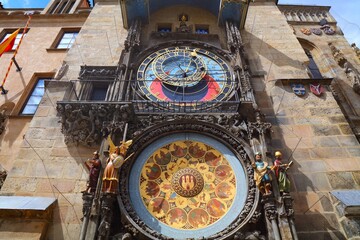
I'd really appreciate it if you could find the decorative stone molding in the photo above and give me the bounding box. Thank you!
[233,231,266,240]
[351,43,360,61]
[328,42,346,67]
[328,42,360,94]
[262,196,277,221]
[81,192,94,219]
[279,5,335,24]
[0,108,7,136]
[98,193,117,240]
[124,19,141,51]
[56,102,134,145]
[282,194,295,218]
[79,66,117,80]
[247,111,272,140]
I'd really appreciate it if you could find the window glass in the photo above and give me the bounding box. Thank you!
[91,85,108,101]
[306,51,322,79]
[1,32,26,50]
[21,79,50,115]
[195,28,209,34]
[57,32,78,49]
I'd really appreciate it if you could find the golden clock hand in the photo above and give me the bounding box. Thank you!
[185,50,198,73]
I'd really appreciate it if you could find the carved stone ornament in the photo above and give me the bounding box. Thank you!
[262,196,277,221]
[79,66,117,80]
[247,112,272,139]
[132,113,251,142]
[124,19,141,51]
[328,42,347,67]
[81,192,94,219]
[283,194,295,218]
[344,62,360,94]
[54,61,68,80]
[118,120,259,240]
[0,109,7,136]
[98,193,117,239]
[233,231,266,240]
[56,103,134,145]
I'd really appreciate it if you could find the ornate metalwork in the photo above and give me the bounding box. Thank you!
[118,120,259,240]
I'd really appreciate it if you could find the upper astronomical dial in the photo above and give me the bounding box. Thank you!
[137,46,234,102]
[152,48,207,87]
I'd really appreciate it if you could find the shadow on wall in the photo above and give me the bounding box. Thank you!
[242,31,307,74]
[253,69,347,239]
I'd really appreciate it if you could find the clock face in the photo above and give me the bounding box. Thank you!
[137,46,234,102]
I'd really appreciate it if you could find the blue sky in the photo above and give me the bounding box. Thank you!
[279,0,360,47]
[1,0,359,46]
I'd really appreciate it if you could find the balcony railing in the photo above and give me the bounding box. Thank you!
[59,79,241,114]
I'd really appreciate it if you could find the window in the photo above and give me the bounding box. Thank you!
[49,1,59,14]
[305,50,322,79]
[57,2,67,13]
[66,1,76,13]
[0,30,27,51]
[56,31,78,49]
[195,25,209,34]
[157,24,172,33]
[21,78,50,115]
[91,84,108,101]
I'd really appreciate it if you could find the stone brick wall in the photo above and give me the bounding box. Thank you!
[0,3,126,238]
[243,2,309,80]
[60,1,126,80]
[246,2,360,239]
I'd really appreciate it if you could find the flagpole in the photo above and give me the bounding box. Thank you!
[0,13,32,94]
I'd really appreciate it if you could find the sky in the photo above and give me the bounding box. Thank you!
[1,0,359,46]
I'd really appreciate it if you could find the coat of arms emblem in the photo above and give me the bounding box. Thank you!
[291,83,306,96]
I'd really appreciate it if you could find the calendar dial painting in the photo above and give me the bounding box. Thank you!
[129,133,248,239]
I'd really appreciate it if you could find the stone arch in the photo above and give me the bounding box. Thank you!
[297,38,333,78]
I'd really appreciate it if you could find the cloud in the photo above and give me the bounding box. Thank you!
[1,0,9,4]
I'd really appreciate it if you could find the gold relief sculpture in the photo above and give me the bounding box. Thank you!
[139,140,237,230]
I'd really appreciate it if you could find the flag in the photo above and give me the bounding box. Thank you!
[0,29,20,57]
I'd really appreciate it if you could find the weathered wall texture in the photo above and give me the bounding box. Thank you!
[0,15,87,177]
[0,3,126,239]
[247,3,360,239]
[243,2,309,80]
[61,2,126,80]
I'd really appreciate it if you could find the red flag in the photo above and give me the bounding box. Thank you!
[0,29,20,57]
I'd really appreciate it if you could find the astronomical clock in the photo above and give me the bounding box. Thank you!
[73,3,294,240]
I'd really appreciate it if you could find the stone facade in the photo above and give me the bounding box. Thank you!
[0,0,360,240]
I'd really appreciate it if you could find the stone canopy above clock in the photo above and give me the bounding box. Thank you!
[118,0,249,29]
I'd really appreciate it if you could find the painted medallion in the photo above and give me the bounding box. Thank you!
[139,140,236,230]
